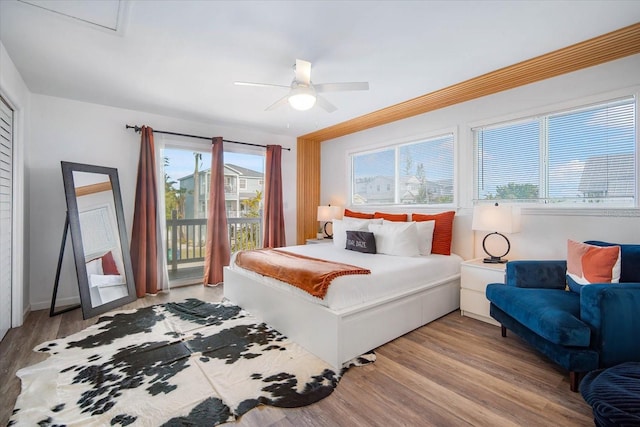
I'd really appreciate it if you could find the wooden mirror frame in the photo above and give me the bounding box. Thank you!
[60,161,136,318]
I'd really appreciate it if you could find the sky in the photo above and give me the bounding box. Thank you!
[353,136,454,181]
[163,148,265,187]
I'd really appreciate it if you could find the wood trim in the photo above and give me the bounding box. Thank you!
[75,181,112,197]
[296,138,321,244]
[296,23,640,243]
[301,23,640,142]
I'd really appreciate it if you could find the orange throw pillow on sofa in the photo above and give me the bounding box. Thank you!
[411,211,455,255]
[567,240,621,285]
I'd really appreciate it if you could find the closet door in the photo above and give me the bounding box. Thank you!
[0,96,13,341]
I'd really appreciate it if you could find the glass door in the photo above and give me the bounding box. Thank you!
[162,146,265,286]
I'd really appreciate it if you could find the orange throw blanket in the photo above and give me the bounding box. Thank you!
[234,248,371,299]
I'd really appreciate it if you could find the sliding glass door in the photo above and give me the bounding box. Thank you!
[162,146,265,286]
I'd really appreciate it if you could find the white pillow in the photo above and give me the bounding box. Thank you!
[86,258,103,276]
[415,220,436,255]
[333,218,382,249]
[368,221,420,257]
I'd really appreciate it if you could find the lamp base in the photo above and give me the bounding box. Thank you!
[481,232,511,264]
[323,222,333,239]
[483,256,508,264]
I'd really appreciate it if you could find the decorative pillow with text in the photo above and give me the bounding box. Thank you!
[345,230,377,254]
[332,218,383,249]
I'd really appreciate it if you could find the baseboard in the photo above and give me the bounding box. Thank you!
[21,303,30,326]
[31,296,81,312]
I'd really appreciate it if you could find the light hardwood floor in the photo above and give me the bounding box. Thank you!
[1,285,594,426]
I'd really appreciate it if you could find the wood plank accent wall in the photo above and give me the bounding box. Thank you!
[296,138,322,244]
[296,22,640,244]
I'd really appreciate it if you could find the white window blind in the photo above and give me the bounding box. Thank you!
[0,96,13,340]
[351,133,454,206]
[474,97,636,206]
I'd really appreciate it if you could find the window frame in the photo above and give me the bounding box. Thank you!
[347,128,458,208]
[471,91,639,215]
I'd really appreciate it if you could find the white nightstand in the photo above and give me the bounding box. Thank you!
[306,238,333,245]
[460,258,507,326]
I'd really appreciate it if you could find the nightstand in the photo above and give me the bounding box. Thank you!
[305,238,333,245]
[460,258,506,326]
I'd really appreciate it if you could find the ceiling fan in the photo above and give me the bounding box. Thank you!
[234,59,369,112]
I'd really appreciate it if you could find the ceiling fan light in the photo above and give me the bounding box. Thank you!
[288,93,316,111]
[288,85,316,111]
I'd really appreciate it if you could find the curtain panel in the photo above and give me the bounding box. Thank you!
[263,145,286,248]
[203,137,231,286]
[130,126,159,297]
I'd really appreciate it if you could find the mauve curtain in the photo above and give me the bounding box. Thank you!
[263,145,286,248]
[203,137,230,286]
[131,126,159,297]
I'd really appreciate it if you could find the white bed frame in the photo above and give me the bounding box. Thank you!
[223,214,473,369]
[223,266,460,370]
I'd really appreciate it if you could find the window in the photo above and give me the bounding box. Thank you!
[239,178,247,190]
[474,97,636,207]
[351,133,454,206]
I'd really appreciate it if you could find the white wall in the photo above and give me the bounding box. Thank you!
[322,54,640,261]
[0,41,29,324]
[28,94,296,310]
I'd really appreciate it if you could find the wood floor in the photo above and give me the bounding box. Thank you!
[0,285,595,426]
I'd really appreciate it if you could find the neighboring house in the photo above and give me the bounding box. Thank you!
[354,176,394,204]
[178,164,263,218]
[356,175,453,205]
[579,153,634,200]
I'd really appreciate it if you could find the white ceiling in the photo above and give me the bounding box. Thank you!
[1,0,639,138]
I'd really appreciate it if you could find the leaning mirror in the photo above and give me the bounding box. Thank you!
[60,161,136,319]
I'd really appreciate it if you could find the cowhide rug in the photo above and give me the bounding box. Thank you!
[9,298,374,426]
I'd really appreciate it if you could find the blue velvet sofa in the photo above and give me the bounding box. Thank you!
[485,241,640,391]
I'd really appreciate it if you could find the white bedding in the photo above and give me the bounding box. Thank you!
[229,244,462,311]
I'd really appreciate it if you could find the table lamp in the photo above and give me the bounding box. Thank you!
[472,203,521,263]
[317,205,341,239]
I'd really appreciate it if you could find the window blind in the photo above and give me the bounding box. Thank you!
[474,96,636,206]
[351,133,454,206]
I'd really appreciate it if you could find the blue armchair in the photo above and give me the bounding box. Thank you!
[485,241,640,391]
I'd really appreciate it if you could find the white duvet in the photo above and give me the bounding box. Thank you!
[229,244,462,311]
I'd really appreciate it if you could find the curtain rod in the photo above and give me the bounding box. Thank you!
[125,125,291,151]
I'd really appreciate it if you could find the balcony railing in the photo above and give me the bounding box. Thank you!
[166,211,262,277]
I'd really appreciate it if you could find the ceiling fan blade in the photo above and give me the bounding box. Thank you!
[234,81,289,89]
[315,82,369,93]
[295,59,312,85]
[265,95,290,111]
[315,96,337,113]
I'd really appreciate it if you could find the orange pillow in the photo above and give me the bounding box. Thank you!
[567,240,621,285]
[411,211,455,255]
[344,208,374,219]
[566,239,590,278]
[101,251,120,275]
[374,212,408,222]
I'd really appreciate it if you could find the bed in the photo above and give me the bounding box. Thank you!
[223,214,472,370]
